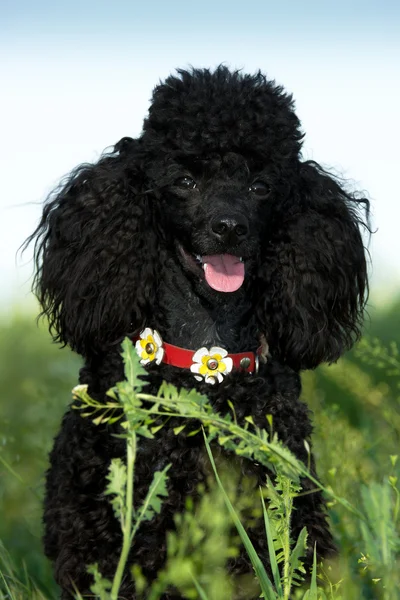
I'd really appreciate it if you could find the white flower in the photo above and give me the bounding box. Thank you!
[135,328,164,365]
[190,346,233,385]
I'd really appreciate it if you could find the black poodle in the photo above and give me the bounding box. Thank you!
[30,66,369,599]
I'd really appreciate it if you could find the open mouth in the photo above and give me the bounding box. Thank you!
[179,246,245,293]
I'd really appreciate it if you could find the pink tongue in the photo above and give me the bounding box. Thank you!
[203,254,245,292]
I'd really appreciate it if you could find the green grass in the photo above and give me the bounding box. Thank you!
[0,300,399,599]
[0,313,80,598]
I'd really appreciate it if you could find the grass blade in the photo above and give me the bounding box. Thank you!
[203,432,277,600]
[303,544,318,600]
[190,573,211,600]
[261,491,283,597]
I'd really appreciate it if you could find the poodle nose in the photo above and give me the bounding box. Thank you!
[211,216,249,245]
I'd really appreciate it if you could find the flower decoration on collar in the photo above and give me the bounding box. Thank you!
[135,328,164,365]
[190,346,233,385]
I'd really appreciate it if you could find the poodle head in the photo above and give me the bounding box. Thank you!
[135,67,305,299]
[29,66,369,367]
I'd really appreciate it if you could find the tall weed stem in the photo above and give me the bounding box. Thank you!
[110,432,136,600]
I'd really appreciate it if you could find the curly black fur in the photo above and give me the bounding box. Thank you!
[28,66,369,599]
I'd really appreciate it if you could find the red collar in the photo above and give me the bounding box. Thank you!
[133,328,259,384]
[158,340,258,373]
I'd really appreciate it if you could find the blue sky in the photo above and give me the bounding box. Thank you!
[3,0,400,36]
[1,0,400,309]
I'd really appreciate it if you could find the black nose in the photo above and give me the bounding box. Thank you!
[211,216,249,245]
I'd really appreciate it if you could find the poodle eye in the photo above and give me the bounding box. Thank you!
[175,176,197,190]
[249,181,271,197]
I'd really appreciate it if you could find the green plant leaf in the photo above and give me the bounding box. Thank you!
[261,491,283,597]
[139,466,171,521]
[203,432,277,600]
[190,573,211,600]
[288,527,307,587]
[173,424,186,435]
[87,564,113,600]
[130,465,171,543]
[121,337,147,391]
[302,545,318,600]
[359,480,400,566]
[104,458,127,521]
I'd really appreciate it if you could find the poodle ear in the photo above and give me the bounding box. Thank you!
[257,161,369,370]
[29,139,159,356]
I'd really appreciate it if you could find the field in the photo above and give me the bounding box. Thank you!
[0,299,399,599]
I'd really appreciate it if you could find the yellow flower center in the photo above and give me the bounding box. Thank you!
[199,353,226,376]
[140,335,158,361]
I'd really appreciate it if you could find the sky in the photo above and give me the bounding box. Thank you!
[1,0,400,311]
